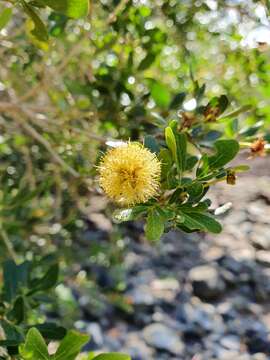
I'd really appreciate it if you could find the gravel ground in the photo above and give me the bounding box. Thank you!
[80,156,270,360]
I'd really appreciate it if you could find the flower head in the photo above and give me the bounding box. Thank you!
[99,142,161,206]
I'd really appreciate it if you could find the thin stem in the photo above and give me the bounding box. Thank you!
[0,227,17,263]
[203,176,227,188]
[218,105,252,121]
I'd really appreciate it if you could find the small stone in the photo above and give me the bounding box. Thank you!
[142,323,184,355]
[217,302,238,321]
[150,278,180,302]
[189,265,226,300]
[215,350,249,360]
[124,332,154,360]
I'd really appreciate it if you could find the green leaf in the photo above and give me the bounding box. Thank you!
[0,320,24,347]
[7,296,25,324]
[225,118,238,138]
[31,323,67,341]
[175,132,187,177]
[194,82,206,102]
[186,182,204,202]
[3,260,30,302]
[180,212,222,234]
[93,354,131,360]
[144,135,160,153]
[0,7,12,31]
[21,1,48,42]
[218,95,229,113]
[239,120,263,137]
[165,127,177,163]
[19,328,49,360]
[145,208,166,241]
[208,95,229,114]
[208,139,239,169]
[138,53,156,70]
[170,92,186,109]
[150,81,171,108]
[185,155,198,171]
[52,330,89,360]
[159,148,174,186]
[41,0,89,18]
[30,263,59,294]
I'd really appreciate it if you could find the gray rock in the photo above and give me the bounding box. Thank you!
[189,265,226,299]
[218,255,243,274]
[250,225,270,250]
[86,322,104,347]
[214,350,250,360]
[127,284,155,306]
[220,335,241,351]
[252,353,268,360]
[142,323,184,355]
[256,251,270,267]
[176,301,224,337]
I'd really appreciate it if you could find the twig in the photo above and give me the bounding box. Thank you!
[0,102,80,178]
[107,0,129,24]
[218,105,252,120]
[18,119,80,178]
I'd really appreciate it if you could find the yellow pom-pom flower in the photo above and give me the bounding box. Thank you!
[99,142,161,206]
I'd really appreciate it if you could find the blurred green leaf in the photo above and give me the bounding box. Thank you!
[93,354,131,360]
[138,53,156,70]
[144,135,160,153]
[0,7,12,30]
[41,0,89,18]
[150,81,171,108]
[29,264,59,294]
[170,92,186,110]
[185,156,198,171]
[3,260,30,302]
[22,1,48,41]
[239,120,264,137]
[150,112,167,127]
